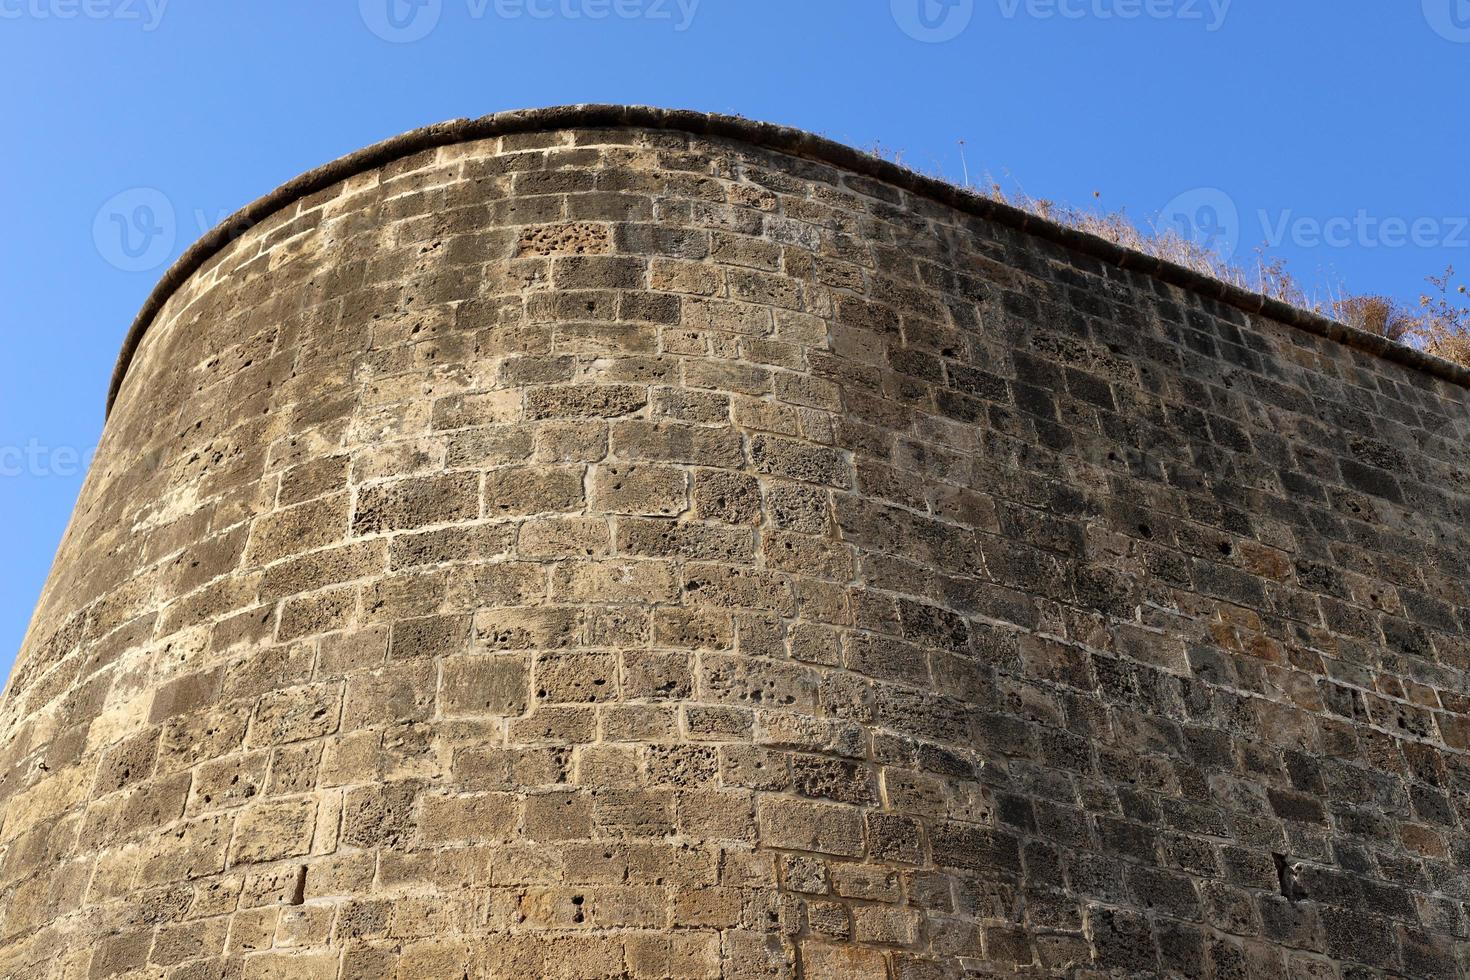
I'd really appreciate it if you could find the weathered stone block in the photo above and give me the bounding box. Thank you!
[439,655,529,717]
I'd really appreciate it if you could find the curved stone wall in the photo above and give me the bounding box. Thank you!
[3,109,1469,979]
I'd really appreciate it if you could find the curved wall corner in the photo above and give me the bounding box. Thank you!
[3,107,1469,979]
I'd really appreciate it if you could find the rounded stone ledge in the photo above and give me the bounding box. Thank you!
[106,104,1470,415]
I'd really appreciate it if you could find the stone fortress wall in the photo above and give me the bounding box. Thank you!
[2,106,1468,978]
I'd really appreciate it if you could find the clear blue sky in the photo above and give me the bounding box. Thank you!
[1,1,1467,678]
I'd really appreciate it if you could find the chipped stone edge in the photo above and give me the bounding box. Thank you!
[105,103,1470,415]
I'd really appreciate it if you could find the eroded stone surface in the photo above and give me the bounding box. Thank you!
[2,123,1469,979]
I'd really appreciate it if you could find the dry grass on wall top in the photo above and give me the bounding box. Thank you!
[990,188,1470,370]
[861,137,1470,370]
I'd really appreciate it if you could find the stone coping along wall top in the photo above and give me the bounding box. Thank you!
[105,104,1470,415]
